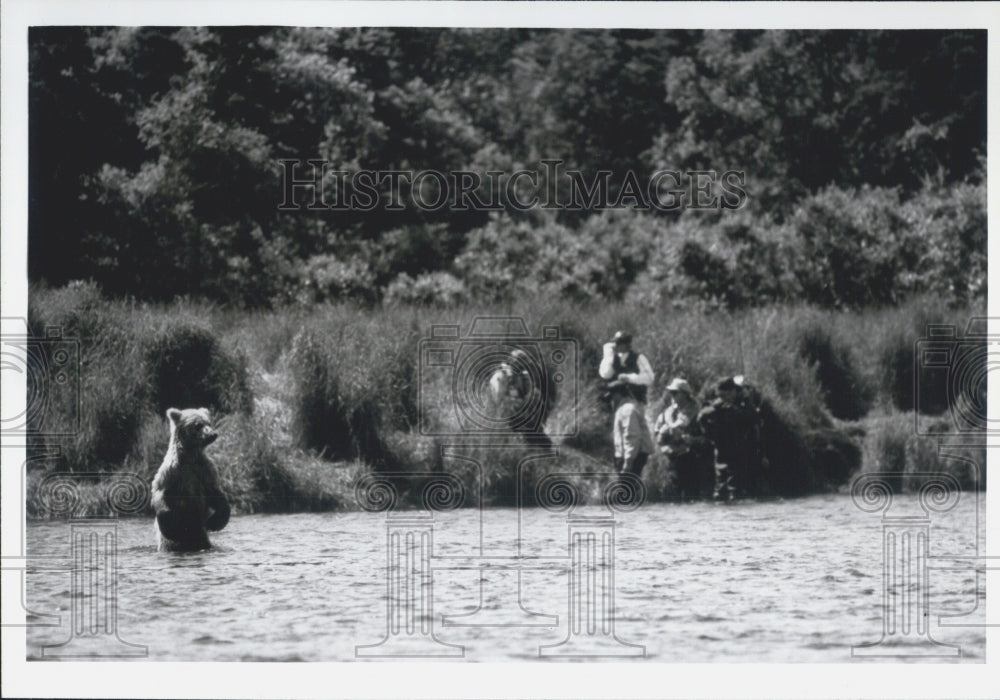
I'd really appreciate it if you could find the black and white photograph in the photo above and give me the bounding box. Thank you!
[1,2,996,698]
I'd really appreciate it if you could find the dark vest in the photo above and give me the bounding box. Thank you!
[609,351,647,404]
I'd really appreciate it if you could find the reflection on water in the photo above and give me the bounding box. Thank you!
[24,494,985,661]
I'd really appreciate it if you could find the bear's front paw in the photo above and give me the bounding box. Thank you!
[206,495,230,531]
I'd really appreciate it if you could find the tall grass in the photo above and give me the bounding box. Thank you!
[25,284,987,517]
[285,306,420,466]
[795,320,873,420]
[860,413,985,491]
[28,287,252,472]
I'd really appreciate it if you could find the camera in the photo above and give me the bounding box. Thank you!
[418,316,577,437]
[1,317,80,435]
[914,317,997,436]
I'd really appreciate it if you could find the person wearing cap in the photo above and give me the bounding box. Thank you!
[599,332,655,476]
[697,375,766,500]
[491,349,531,404]
[654,377,713,500]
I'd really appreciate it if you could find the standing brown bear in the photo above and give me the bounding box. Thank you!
[151,408,230,552]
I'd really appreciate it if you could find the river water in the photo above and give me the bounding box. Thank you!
[24,494,985,662]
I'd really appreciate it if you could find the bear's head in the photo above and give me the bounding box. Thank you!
[166,407,218,448]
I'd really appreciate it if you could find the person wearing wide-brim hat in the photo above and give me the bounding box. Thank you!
[654,377,713,500]
[665,377,694,398]
[598,331,655,477]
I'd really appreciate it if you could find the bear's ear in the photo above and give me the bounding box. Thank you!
[166,408,182,424]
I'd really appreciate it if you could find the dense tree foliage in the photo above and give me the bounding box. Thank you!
[29,28,985,308]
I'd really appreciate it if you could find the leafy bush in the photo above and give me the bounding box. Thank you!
[29,289,150,470]
[758,398,816,497]
[384,271,467,306]
[626,211,802,311]
[370,224,467,288]
[790,186,911,308]
[298,254,378,304]
[286,309,419,465]
[144,321,253,415]
[902,177,987,305]
[211,412,298,513]
[455,210,661,304]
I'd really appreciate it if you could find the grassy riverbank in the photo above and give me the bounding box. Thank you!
[24,283,986,517]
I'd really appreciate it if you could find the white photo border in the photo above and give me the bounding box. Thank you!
[2,2,996,698]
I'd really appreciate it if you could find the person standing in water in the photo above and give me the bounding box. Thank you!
[697,375,766,500]
[599,331,655,477]
[654,377,713,500]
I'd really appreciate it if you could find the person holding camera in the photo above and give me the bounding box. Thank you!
[489,349,531,411]
[599,331,654,476]
[488,348,552,447]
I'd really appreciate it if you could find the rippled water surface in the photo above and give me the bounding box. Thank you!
[25,494,986,661]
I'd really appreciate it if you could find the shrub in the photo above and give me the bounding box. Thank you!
[298,254,378,304]
[287,328,384,463]
[26,280,105,338]
[875,303,972,415]
[558,382,614,456]
[452,214,535,302]
[29,288,146,470]
[144,321,253,415]
[790,186,911,309]
[211,412,297,513]
[796,321,873,420]
[286,313,419,465]
[902,177,987,305]
[27,287,253,473]
[384,271,467,306]
[78,382,150,469]
[679,241,739,309]
[803,427,862,489]
[860,412,985,491]
[626,211,802,311]
[370,224,467,288]
[455,211,661,304]
[758,398,816,497]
